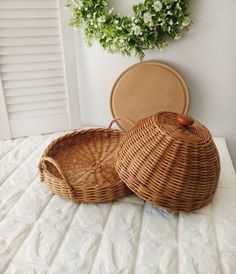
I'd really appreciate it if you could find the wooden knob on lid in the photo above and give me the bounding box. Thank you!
[177,114,194,127]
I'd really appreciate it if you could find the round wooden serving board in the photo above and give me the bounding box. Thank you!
[110,61,190,131]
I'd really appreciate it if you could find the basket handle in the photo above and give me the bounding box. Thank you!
[108,117,135,129]
[39,156,74,197]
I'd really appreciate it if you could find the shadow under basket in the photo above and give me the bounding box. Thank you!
[39,124,131,203]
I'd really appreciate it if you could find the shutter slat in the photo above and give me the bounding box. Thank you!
[0,18,58,28]
[9,107,67,120]
[0,1,57,9]
[3,77,65,89]
[1,61,64,73]
[5,85,66,97]
[0,36,60,46]
[0,9,58,19]
[2,69,64,81]
[0,44,61,55]
[0,53,63,64]
[8,99,67,112]
[0,27,60,37]
[6,92,66,104]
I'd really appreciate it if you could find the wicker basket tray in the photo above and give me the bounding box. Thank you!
[114,112,220,212]
[39,119,132,203]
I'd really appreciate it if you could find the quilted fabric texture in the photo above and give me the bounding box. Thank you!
[0,133,236,274]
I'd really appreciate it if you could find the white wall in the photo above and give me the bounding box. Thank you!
[74,0,236,168]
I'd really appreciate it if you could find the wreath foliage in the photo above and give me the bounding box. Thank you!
[67,0,191,60]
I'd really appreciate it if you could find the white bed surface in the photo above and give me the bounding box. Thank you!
[0,132,236,274]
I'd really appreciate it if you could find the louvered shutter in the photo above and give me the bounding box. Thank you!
[0,0,80,139]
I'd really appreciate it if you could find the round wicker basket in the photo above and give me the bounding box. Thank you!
[39,119,132,203]
[114,112,221,212]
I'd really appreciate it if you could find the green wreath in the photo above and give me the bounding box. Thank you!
[67,0,191,60]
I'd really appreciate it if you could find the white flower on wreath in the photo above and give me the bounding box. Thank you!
[182,16,191,26]
[153,1,163,12]
[174,34,182,40]
[132,25,142,35]
[143,12,152,24]
[97,16,106,23]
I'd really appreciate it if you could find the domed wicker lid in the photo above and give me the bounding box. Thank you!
[155,112,212,145]
[114,112,220,212]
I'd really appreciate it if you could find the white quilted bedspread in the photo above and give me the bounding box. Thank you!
[0,132,236,274]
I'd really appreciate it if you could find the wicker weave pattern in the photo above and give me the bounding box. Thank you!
[39,127,131,203]
[114,112,220,212]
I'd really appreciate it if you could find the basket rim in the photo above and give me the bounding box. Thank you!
[41,127,123,159]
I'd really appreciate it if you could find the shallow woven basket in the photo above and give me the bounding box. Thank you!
[114,112,221,212]
[39,119,132,203]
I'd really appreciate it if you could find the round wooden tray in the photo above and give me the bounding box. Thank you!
[110,61,190,131]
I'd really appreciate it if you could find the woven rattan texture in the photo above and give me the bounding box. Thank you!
[114,112,221,212]
[39,128,131,203]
